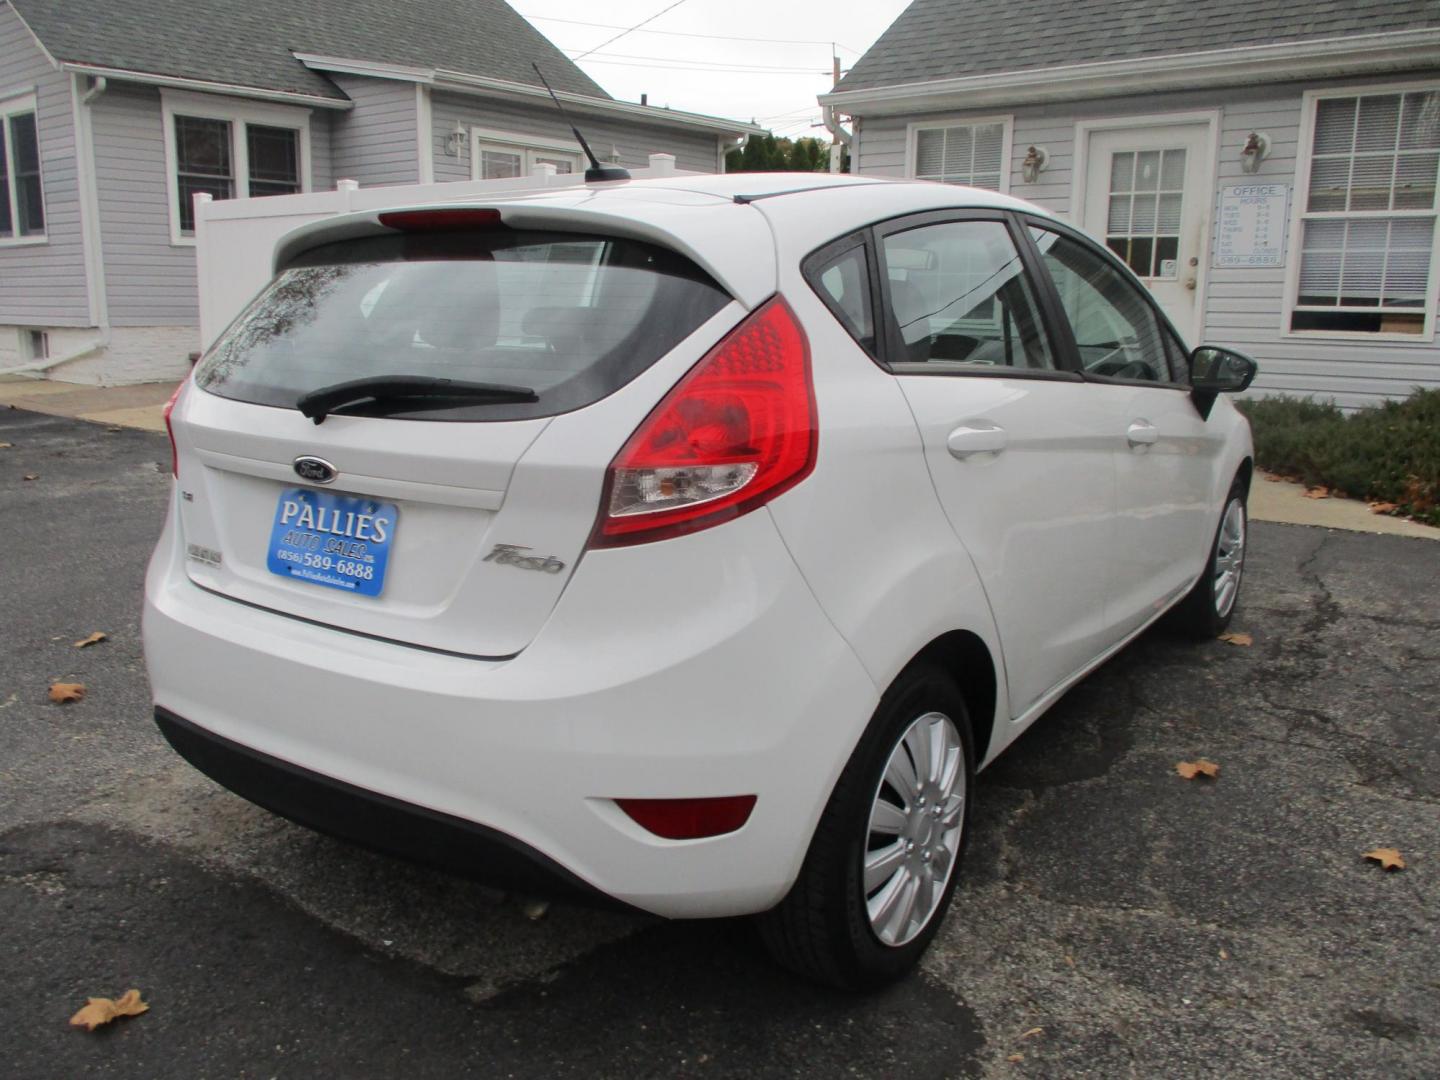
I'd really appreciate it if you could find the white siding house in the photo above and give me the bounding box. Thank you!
[0,0,758,385]
[823,0,1440,408]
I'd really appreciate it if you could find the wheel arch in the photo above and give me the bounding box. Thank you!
[1235,456,1254,499]
[904,630,1000,768]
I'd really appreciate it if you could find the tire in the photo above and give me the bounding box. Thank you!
[1169,481,1248,639]
[758,665,974,990]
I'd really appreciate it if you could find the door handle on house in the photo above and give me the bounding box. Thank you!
[947,423,1007,459]
[1126,421,1160,448]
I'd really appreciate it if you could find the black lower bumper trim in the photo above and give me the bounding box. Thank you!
[154,708,632,910]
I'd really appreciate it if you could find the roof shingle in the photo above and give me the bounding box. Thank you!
[836,0,1440,93]
[8,0,608,101]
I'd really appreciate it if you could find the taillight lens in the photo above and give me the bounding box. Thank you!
[616,795,757,840]
[162,378,187,478]
[590,296,816,547]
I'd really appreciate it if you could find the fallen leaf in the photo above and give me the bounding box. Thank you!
[1363,848,1406,871]
[1007,1054,1024,1063]
[1219,631,1252,646]
[1368,502,1399,514]
[1176,759,1220,780]
[1063,953,1076,967]
[1019,1027,1044,1040]
[48,682,86,704]
[1303,486,1330,499]
[0,441,11,449]
[69,988,148,1031]
[73,632,108,649]
[1219,948,1230,960]
[23,473,38,481]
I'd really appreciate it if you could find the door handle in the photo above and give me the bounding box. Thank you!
[1126,421,1160,448]
[947,424,1007,459]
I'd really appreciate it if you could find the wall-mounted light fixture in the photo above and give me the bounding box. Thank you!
[1021,145,1049,184]
[447,122,468,158]
[1240,131,1270,174]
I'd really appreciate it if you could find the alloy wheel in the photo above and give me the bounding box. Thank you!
[1214,497,1246,618]
[863,711,966,947]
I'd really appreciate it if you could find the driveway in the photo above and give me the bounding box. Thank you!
[2,409,1436,1079]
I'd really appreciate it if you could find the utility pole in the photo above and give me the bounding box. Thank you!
[829,53,842,174]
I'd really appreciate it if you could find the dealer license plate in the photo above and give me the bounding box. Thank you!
[266,488,397,597]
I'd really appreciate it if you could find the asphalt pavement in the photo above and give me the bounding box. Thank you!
[2,408,1437,1079]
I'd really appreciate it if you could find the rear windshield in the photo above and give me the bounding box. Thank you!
[194,230,731,421]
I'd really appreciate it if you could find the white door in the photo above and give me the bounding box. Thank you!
[875,214,1118,717]
[1083,123,1213,343]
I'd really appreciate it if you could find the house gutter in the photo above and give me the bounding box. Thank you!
[820,29,1440,115]
[58,63,353,109]
[292,53,764,138]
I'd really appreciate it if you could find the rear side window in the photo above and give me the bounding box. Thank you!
[196,230,730,421]
[881,219,1055,372]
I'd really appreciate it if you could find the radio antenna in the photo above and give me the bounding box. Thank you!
[532,64,631,182]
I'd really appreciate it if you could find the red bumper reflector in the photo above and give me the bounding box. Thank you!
[615,795,758,840]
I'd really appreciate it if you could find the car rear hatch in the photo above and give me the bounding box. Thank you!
[170,204,766,657]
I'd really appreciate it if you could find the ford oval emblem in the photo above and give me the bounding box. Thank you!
[293,456,337,484]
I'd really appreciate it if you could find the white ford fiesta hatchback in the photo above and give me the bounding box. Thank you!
[145,172,1255,989]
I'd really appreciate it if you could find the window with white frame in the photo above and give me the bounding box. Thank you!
[0,94,44,241]
[910,121,1008,190]
[471,130,583,181]
[1292,88,1440,335]
[162,92,309,241]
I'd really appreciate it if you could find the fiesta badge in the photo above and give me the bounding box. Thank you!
[293,456,337,484]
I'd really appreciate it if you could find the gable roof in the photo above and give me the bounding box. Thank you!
[835,0,1440,94]
[8,0,607,103]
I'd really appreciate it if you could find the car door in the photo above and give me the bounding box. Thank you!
[872,211,1118,718]
[1023,222,1226,637]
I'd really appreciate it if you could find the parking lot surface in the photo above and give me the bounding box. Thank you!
[2,409,1437,1079]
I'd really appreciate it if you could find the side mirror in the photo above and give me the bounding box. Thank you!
[1190,345,1257,393]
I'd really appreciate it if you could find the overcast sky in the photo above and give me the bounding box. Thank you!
[515,1,911,138]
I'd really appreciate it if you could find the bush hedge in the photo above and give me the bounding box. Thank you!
[1235,390,1440,526]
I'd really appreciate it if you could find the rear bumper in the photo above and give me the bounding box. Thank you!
[155,707,628,908]
[143,499,878,918]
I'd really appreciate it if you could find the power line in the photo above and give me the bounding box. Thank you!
[567,49,833,73]
[577,57,829,75]
[569,0,694,62]
[523,12,862,52]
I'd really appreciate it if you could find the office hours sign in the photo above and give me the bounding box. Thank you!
[1214,184,1289,268]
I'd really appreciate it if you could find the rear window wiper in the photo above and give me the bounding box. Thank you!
[296,376,538,424]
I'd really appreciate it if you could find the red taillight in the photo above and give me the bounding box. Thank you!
[590,296,816,548]
[378,208,504,232]
[162,379,186,478]
[616,795,758,840]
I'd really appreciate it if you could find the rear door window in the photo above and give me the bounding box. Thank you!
[196,231,730,421]
[879,219,1056,372]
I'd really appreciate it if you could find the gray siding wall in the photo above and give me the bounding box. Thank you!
[853,74,1440,408]
[0,3,89,326]
[91,84,338,327]
[430,89,719,182]
[330,74,419,186]
[91,83,199,326]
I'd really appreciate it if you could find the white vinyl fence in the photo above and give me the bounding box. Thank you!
[194,154,691,350]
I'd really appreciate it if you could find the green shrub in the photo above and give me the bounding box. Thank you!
[1235,390,1440,526]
